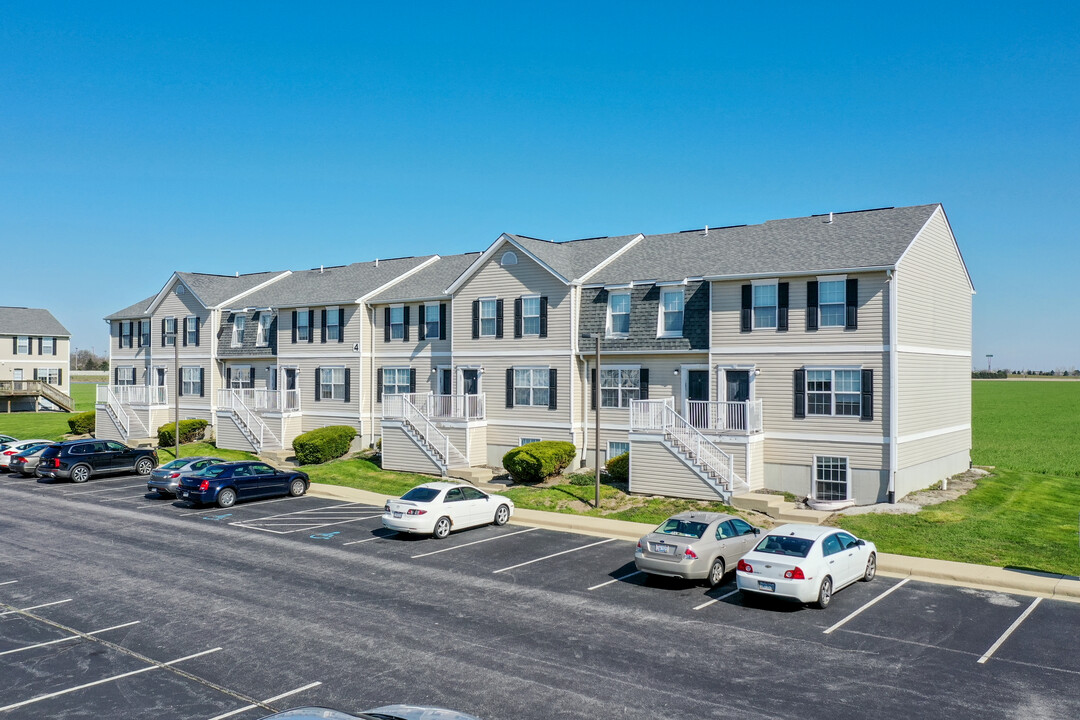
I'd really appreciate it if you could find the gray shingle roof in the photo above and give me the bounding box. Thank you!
[176,271,288,307]
[104,294,157,321]
[0,307,71,337]
[231,256,435,309]
[504,233,641,282]
[368,252,481,303]
[587,204,941,285]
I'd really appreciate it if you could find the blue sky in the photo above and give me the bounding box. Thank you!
[2,1,1077,370]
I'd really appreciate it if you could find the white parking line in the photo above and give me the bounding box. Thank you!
[587,571,643,591]
[0,621,141,657]
[176,496,296,517]
[0,599,73,616]
[206,681,323,720]
[97,493,152,503]
[822,577,910,635]
[411,527,538,558]
[229,503,382,535]
[343,530,397,545]
[0,580,17,587]
[233,514,383,535]
[492,538,616,574]
[0,647,221,713]
[65,482,147,496]
[978,597,1042,664]
[693,589,739,610]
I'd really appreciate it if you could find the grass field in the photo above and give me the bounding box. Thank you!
[0,383,97,441]
[970,380,1080,476]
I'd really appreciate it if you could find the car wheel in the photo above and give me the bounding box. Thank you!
[135,458,153,476]
[288,478,306,497]
[433,516,451,540]
[814,576,833,609]
[706,558,726,587]
[862,553,877,582]
[71,464,91,483]
[216,488,237,509]
[493,504,510,526]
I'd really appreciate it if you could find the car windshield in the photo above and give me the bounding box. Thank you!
[195,466,228,478]
[161,459,189,470]
[400,487,441,503]
[755,535,814,558]
[654,519,709,539]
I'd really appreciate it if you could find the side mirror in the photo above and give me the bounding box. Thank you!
[752,528,761,536]
[856,539,865,546]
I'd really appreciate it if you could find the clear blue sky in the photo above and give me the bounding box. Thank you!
[2,1,1077,371]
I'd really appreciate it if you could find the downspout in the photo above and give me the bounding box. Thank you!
[888,268,899,503]
[368,304,376,448]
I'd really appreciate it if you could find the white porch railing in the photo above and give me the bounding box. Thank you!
[391,394,469,469]
[216,388,300,414]
[103,384,167,406]
[217,389,279,450]
[685,400,764,434]
[630,398,747,496]
[382,393,485,421]
[103,385,130,435]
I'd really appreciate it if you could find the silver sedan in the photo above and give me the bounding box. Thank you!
[634,511,762,586]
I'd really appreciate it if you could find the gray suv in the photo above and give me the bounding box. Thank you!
[37,440,158,483]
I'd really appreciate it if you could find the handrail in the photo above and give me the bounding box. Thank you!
[685,400,764,434]
[106,386,130,435]
[382,393,485,421]
[107,384,167,406]
[398,395,469,468]
[218,389,276,450]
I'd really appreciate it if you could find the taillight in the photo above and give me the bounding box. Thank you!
[784,567,805,580]
[3,451,14,456]
[199,480,210,491]
[168,472,181,479]
[384,503,391,512]
[683,546,697,559]
[737,559,753,573]
[636,540,642,550]
[406,508,427,516]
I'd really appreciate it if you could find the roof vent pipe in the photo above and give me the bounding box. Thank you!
[375,258,379,267]
[320,265,324,273]
[704,225,709,236]
[827,212,834,224]
[235,271,239,277]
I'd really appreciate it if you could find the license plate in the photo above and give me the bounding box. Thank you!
[758,581,775,592]
[393,511,403,518]
[653,543,669,554]
[182,491,189,498]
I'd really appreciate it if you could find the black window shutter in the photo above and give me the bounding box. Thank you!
[136,323,142,348]
[861,369,874,420]
[539,297,548,338]
[513,298,522,338]
[12,336,17,353]
[38,336,43,354]
[199,368,205,397]
[320,309,327,343]
[806,281,819,331]
[590,368,597,410]
[495,299,504,338]
[471,300,479,339]
[178,369,184,396]
[33,368,38,380]
[376,368,383,403]
[640,368,650,400]
[409,368,416,394]
[115,367,119,385]
[403,306,410,341]
[292,311,298,343]
[314,367,321,401]
[194,318,200,347]
[344,368,351,403]
[308,310,315,343]
[58,369,62,385]
[845,278,858,330]
[439,303,447,340]
[226,367,232,387]
[777,282,789,332]
[338,308,345,343]
[418,304,426,341]
[384,308,391,342]
[548,368,558,410]
[740,284,752,332]
[52,337,58,356]
[505,368,514,408]
[182,318,188,347]
[794,368,806,419]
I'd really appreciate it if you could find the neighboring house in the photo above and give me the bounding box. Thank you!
[0,307,74,412]
[98,203,972,505]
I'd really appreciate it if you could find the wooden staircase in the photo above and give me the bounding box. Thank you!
[0,380,75,412]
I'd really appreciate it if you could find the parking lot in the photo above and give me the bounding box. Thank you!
[2,472,1079,719]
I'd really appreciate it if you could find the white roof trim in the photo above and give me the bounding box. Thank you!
[444,234,570,295]
[357,255,441,304]
[897,204,975,294]
[218,271,292,309]
[146,274,207,315]
[576,234,645,283]
[703,266,895,281]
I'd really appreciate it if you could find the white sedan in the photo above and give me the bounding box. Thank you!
[382,482,515,539]
[736,523,877,608]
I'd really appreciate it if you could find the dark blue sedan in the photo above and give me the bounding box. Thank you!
[177,461,310,508]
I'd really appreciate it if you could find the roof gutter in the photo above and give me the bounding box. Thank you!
[702,265,896,281]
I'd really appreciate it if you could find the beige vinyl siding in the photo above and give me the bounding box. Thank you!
[370,301,452,355]
[575,352,707,415]
[898,427,971,472]
[710,272,889,349]
[896,208,972,350]
[765,459,888,505]
[281,415,304,447]
[763,438,888,472]
[895,447,970,498]
[629,438,724,501]
[381,423,443,475]
[215,414,257,453]
[456,353,573,444]
[154,283,212,352]
[896,353,970,436]
[0,336,72,395]
[109,320,149,359]
[94,410,125,442]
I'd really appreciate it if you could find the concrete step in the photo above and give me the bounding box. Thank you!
[448,466,495,484]
[260,449,300,467]
[730,492,831,525]
[129,437,158,449]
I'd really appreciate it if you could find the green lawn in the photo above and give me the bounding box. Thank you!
[302,455,440,497]
[970,381,1080,477]
[156,442,258,464]
[0,383,98,441]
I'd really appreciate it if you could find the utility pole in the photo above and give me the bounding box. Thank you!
[172,327,180,460]
[582,333,602,508]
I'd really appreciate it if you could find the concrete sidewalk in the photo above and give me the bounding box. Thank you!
[309,482,1080,603]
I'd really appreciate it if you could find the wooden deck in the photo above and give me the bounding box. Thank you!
[0,380,75,412]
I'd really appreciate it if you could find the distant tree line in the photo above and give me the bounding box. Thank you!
[972,368,1080,379]
[70,349,109,371]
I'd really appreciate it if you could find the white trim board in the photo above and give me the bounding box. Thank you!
[896,424,970,444]
[765,431,889,445]
[896,345,972,357]
[711,344,888,354]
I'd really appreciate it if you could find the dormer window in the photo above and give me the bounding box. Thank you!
[232,315,246,347]
[257,313,274,347]
[607,292,630,337]
[658,289,684,337]
[500,251,518,266]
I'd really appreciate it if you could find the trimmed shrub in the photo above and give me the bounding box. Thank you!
[567,472,594,486]
[293,425,356,465]
[157,419,209,447]
[67,411,96,435]
[502,441,577,483]
[606,451,629,482]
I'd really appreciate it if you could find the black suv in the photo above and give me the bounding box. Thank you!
[37,440,158,483]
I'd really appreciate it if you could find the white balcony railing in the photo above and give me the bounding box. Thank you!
[382,393,485,421]
[216,387,300,413]
[103,384,167,406]
[684,400,764,434]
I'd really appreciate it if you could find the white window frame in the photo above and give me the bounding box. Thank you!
[232,315,246,347]
[320,366,346,401]
[267,365,278,391]
[164,317,176,346]
[383,366,411,397]
[813,455,850,501]
[752,279,778,330]
[817,274,847,328]
[479,297,497,338]
[805,366,862,417]
[513,366,550,407]
[116,366,135,386]
[256,313,274,347]
[181,366,202,396]
[600,365,641,409]
[185,316,198,346]
[229,365,254,389]
[521,295,541,337]
[501,251,518,266]
[607,291,631,338]
[657,288,684,338]
[139,321,150,347]
[16,336,29,354]
[120,322,132,348]
[37,367,60,385]
[607,441,629,460]
[425,304,440,339]
[296,308,310,342]
[326,306,341,342]
[41,336,55,355]
[389,305,405,340]
[12,369,23,381]
[519,437,541,446]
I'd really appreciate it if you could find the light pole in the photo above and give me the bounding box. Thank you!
[582,332,601,508]
[986,354,994,373]
[170,327,179,460]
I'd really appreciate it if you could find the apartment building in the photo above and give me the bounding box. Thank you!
[99,203,972,505]
[0,307,73,412]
